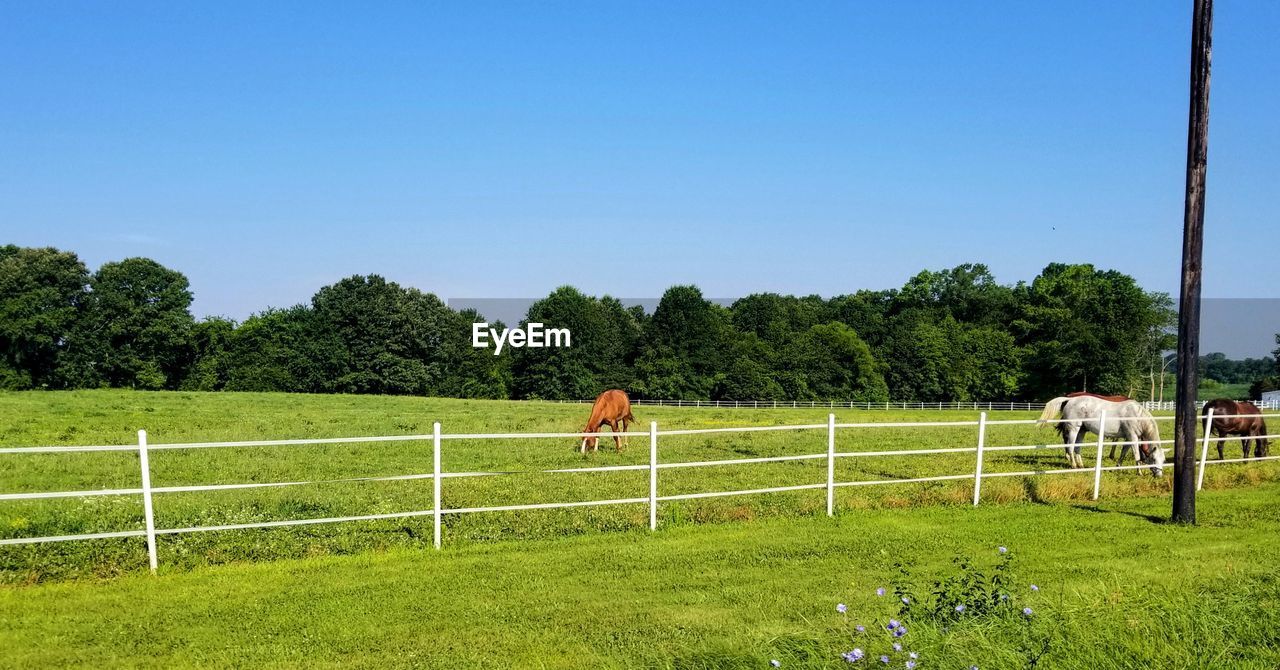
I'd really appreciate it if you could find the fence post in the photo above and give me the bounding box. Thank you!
[433,422,442,550]
[1197,408,1215,491]
[972,412,987,506]
[826,413,836,517]
[649,421,658,531]
[1092,410,1107,500]
[137,429,158,573]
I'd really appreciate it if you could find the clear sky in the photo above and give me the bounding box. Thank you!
[2,2,1278,325]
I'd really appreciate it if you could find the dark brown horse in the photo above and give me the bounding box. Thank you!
[1203,398,1269,459]
[580,389,636,453]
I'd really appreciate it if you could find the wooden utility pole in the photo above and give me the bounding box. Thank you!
[1172,0,1214,524]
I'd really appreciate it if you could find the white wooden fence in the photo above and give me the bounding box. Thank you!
[2,411,1278,573]
[557,398,1280,411]
[577,400,1051,411]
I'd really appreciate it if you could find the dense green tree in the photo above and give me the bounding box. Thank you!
[879,313,967,401]
[1247,337,1280,399]
[714,356,786,401]
[2,242,1196,403]
[634,286,732,399]
[1199,352,1276,385]
[896,264,1017,328]
[826,290,891,346]
[179,317,236,391]
[595,297,643,389]
[440,309,511,399]
[730,293,826,347]
[0,246,91,389]
[781,322,889,401]
[508,288,597,400]
[508,287,640,400]
[1013,263,1173,399]
[311,275,458,395]
[959,327,1022,400]
[77,257,196,389]
[224,306,343,392]
[633,346,707,399]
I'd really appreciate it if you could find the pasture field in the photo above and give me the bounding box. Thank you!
[2,390,1278,585]
[2,484,1280,668]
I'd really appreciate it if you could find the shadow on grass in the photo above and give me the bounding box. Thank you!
[1069,503,1168,524]
[1023,478,1050,505]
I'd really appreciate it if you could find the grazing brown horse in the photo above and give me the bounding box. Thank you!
[580,390,636,453]
[1203,398,1270,459]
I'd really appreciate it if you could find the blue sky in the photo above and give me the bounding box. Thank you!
[2,2,1278,326]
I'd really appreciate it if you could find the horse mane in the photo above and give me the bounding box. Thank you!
[1126,401,1160,443]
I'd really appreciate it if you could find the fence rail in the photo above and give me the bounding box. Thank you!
[551,398,1280,411]
[4,411,1280,573]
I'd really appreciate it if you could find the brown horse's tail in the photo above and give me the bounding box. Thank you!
[625,411,636,424]
[1259,416,1271,452]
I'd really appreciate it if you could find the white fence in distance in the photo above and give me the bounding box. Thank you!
[555,398,1280,411]
[2,410,1279,574]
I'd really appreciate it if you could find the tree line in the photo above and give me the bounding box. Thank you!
[4,243,1274,401]
[1248,337,1280,398]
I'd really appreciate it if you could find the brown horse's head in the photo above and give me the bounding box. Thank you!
[579,424,599,453]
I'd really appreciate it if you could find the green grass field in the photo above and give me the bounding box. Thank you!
[3,390,1280,668]
[2,390,1277,584]
[2,484,1279,668]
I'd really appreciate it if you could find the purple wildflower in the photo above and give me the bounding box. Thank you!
[1023,607,1034,616]
[887,619,900,630]
[837,603,848,614]
[876,587,886,597]
[955,604,966,613]
[843,648,865,663]
[998,546,1008,554]
[771,662,781,668]
[901,596,911,605]
[892,642,902,652]
[909,652,918,660]
[879,656,889,664]
[906,662,917,669]
[893,627,907,638]
[1030,584,1039,592]
[855,625,866,633]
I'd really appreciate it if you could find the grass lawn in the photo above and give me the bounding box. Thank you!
[2,484,1279,669]
[3,390,1278,583]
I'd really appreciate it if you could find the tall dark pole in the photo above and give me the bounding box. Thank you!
[1172,0,1214,524]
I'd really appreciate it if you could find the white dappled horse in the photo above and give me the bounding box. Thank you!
[1036,395,1165,476]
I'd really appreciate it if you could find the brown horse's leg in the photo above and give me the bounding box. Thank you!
[1216,427,1225,460]
[609,419,622,452]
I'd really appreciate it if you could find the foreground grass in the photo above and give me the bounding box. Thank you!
[3,390,1277,583]
[2,484,1279,669]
